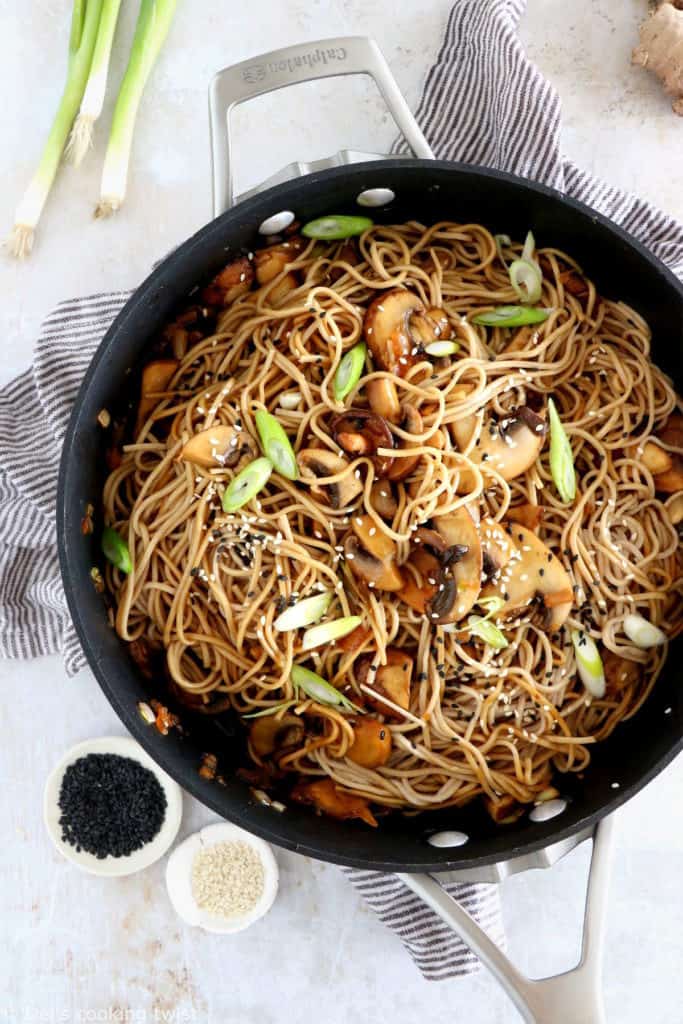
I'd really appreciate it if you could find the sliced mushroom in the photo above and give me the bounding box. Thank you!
[335,623,373,653]
[290,778,378,826]
[430,508,483,622]
[366,378,401,423]
[331,409,395,476]
[481,523,573,631]
[345,515,404,591]
[484,794,526,825]
[400,537,445,614]
[298,449,363,509]
[363,288,426,376]
[498,326,534,357]
[357,648,413,720]
[201,256,255,306]
[654,465,683,493]
[452,407,547,482]
[387,405,424,481]
[603,649,642,696]
[347,717,392,768]
[507,503,544,533]
[665,492,683,526]
[370,480,398,520]
[658,412,683,449]
[249,714,305,758]
[254,237,305,284]
[178,424,258,469]
[136,359,178,434]
[634,441,672,475]
[559,268,589,299]
[261,271,299,306]
[480,517,517,580]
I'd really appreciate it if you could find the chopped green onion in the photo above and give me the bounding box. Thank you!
[243,701,295,719]
[333,342,366,402]
[10,0,104,257]
[274,591,333,632]
[548,397,576,504]
[278,391,301,410]
[571,630,605,698]
[623,614,666,649]
[471,306,551,328]
[101,525,132,573]
[521,230,536,263]
[494,233,511,268]
[477,595,506,616]
[222,457,272,512]
[425,340,460,358]
[137,701,156,724]
[66,0,123,166]
[95,0,177,217]
[291,665,363,712]
[509,259,543,304]
[302,215,373,240]
[467,614,509,649]
[255,410,298,480]
[301,615,363,651]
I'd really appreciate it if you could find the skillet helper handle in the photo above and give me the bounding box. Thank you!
[398,814,616,1024]
[208,36,434,216]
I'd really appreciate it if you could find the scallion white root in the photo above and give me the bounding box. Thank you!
[9,0,104,257]
[95,0,177,217]
[66,0,123,166]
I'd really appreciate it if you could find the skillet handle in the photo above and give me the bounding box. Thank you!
[398,814,616,1024]
[208,36,433,216]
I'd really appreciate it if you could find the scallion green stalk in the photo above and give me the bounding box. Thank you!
[66,0,123,166]
[95,0,177,217]
[9,0,104,257]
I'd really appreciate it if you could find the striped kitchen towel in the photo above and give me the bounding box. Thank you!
[2,0,683,982]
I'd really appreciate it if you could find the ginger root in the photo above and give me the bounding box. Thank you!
[633,0,683,115]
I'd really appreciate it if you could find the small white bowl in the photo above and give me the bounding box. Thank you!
[44,736,183,877]
[166,822,279,933]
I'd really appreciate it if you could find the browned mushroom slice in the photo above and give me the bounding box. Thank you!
[254,237,305,284]
[632,441,672,475]
[603,650,642,697]
[363,288,426,376]
[665,492,683,526]
[249,714,305,758]
[262,272,299,306]
[201,256,255,306]
[651,415,683,493]
[369,480,398,520]
[178,424,258,469]
[335,623,373,653]
[357,648,413,720]
[366,378,401,423]
[452,407,547,482]
[498,326,535,357]
[345,515,404,591]
[654,464,683,493]
[290,778,378,826]
[481,523,573,631]
[298,449,363,509]
[507,503,544,533]
[400,541,443,614]
[431,508,483,622]
[135,359,179,434]
[331,409,395,476]
[387,405,424,482]
[480,517,517,580]
[347,717,392,768]
[483,794,526,825]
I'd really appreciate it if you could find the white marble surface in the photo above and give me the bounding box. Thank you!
[1,1,682,1021]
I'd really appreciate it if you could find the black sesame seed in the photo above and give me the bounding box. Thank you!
[58,754,166,859]
[417,672,428,682]
[539,568,545,577]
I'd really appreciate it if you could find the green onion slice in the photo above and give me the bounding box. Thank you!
[101,525,132,574]
[467,614,509,649]
[521,230,536,263]
[302,215,373,240]
[425,339,460,358]
[222,457,273,512]
[291,665,363,712]
[274,591,333,632]
[255,410,298,480]
[623,614,666,649]
[571,630,605,698]
[333,342,366,402]
[509,259,543,304]
[548,397,576,504]
[471,306,551,327]
[243,701,295,719]
[301,615,363,651]
[477,595,506,616]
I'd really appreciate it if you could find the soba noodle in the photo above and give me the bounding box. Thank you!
[102,220,683,826]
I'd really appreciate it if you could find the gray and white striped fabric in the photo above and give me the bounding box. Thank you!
[2,0,683,982]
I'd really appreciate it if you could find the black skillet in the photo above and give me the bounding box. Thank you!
[56,38,682,1021]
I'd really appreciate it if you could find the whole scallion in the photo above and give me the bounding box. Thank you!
[66,0,123,166]
[9,0,104,257]
[96,0,177,217]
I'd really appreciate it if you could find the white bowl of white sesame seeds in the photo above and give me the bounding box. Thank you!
[165,821,279,933]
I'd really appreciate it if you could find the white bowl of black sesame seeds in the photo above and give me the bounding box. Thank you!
[43,736,183,876]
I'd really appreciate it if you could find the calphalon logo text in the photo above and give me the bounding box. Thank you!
[242,47,347,84]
